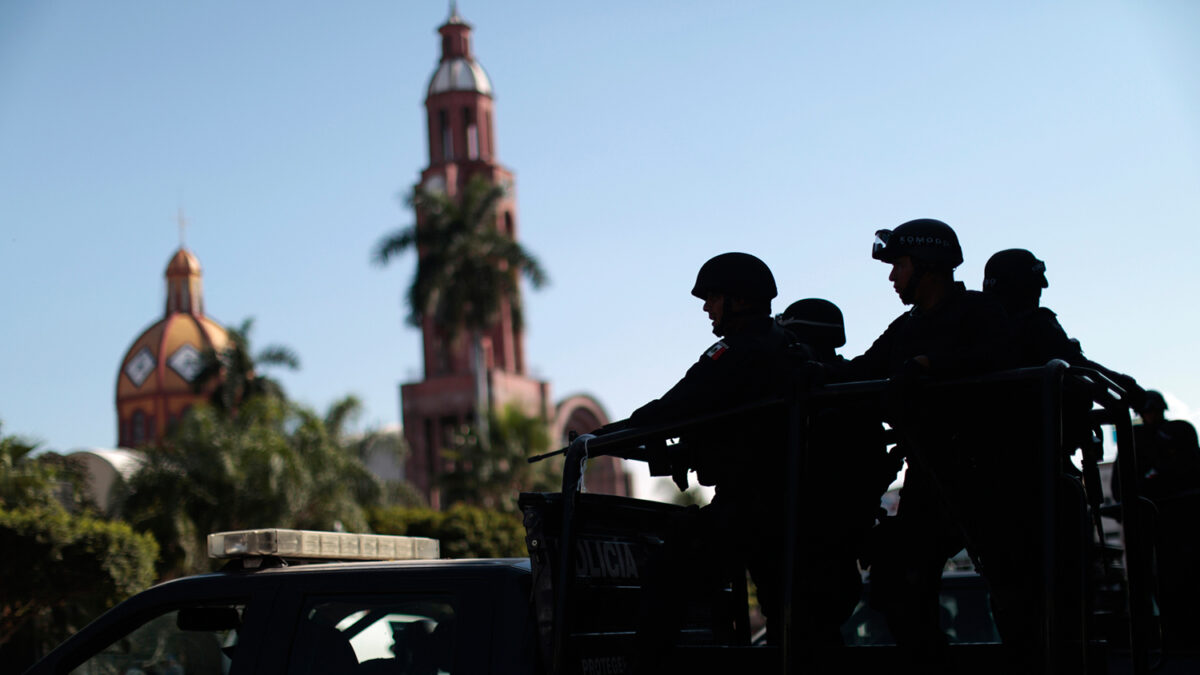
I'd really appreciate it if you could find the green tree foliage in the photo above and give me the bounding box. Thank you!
[0,425,47,508]
[119,396,383,578]
[439,404,561,512]
[368,503,526,559]
[0,423,90,512]
[0,508,158,649]
[0,423,159,668]
[192,317,300,415]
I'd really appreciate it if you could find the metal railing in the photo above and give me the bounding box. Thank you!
[534,361,1149,675]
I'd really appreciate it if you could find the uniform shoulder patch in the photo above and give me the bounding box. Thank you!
[704,341,730,360]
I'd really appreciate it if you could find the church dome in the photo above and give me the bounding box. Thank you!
[115,247,229,447]
[427,57,492,97]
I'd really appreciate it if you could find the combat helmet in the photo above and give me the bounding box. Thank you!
[777,298,846,349]
[872,218,963,270]
[1142,390,1167,415]
[983,249,1048,295]
[691,252,778,301]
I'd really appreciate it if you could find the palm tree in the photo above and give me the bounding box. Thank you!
[119,396,382,578]
[0,423,51,510]
[373,174,548,437]
[438,404,558,512]
[192,317,300,416]
[0,423,91,513]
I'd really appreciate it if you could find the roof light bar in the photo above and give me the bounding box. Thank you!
[207,529,439,561]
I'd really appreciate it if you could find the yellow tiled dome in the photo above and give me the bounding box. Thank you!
[115,248,228,447]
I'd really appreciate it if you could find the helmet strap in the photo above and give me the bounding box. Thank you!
[904,264,955,308]
[998,290,1039,316]
[716,296,767,336]
[899,266,925,305]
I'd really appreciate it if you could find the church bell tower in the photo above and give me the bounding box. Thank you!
[400,6,548,507]
[399,6,630,507]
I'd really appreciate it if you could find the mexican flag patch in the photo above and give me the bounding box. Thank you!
[704,341,729,360]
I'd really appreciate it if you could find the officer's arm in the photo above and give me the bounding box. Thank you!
[629,351,731,427]
[591,419,630,436]
[1042,311,1145,404]
[837,315,904,381]
[1028,309,1085,366]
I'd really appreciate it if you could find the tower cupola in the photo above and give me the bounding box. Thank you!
[165,247,204,315]
[427,7,492,98]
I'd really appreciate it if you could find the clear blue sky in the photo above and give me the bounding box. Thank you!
[3,2,1198,471]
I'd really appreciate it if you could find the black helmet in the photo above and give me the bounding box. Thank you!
[872,218,963,269]
[983,249,1048,294]
[690,252,777,301]
[1142,390,1167,414]
[777,298,846,348]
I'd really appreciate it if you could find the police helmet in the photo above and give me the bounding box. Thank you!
[690,252,778,301]
[872,218,963,269]
[983,249,1048,294]
[777,298,846,348]
[1142,390,1167,414]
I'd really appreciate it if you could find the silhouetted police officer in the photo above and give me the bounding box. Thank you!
[599,253,793,667]
[983,248,1141,396]
[979,247,1138,668]
[983,247,1143,521]
[1121,391,1200,501]
[778,298,895,647]
[837,219,1010,380]
[817,219,1016,667]
[777,298,846,364]
[984,247,1143,527]
[1113,391,1200,649]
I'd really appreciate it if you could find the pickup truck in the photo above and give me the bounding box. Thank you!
[24,364,1196,674]
[22,512,996,675]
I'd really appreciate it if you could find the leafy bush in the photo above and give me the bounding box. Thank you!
[438,405,561,512]
[368,503,526,559]
[0,507,158,662]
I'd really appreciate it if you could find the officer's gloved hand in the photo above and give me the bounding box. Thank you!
[1112,374,1146,410]
[796,360,831,389]
[900,355,930,378]
[671,462,689,492]
[668,442,694,491]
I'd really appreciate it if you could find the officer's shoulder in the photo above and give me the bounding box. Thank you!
[701,339,733,362]
[961,288,1007,314]
[784,341,816,361]
[962,288,998,304]
[1021,307,1064,330]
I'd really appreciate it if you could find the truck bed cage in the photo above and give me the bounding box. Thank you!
[527,361,1160,675]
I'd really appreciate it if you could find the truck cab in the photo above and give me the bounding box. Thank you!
[27,531,538,675]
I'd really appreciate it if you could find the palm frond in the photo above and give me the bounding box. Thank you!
[256,346,301,370]
[378,174,548,340]
[324,395,363,439]
[372,228,418,266]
